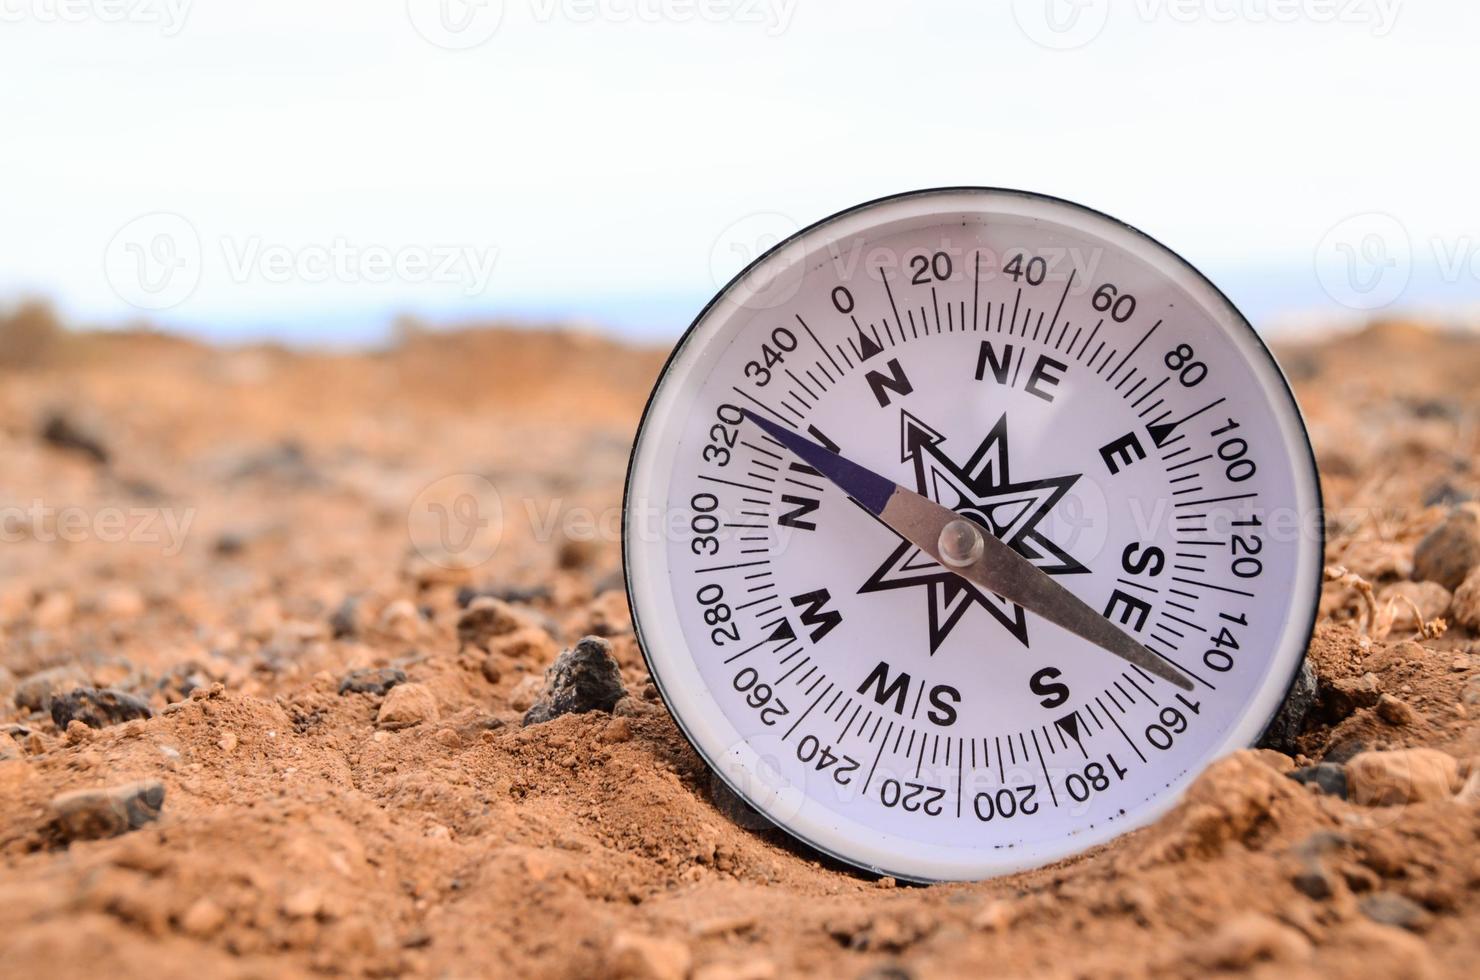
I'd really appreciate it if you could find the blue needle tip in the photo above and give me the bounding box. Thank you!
[741,409,896,515]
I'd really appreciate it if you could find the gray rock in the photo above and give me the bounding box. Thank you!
[522,636,626,726]
[40,410,109,465]
[1291,830,1350,862]
[156,661,213,703]
[1413,503,1480,591]
[338,667,408,697]
[1292,861,1335,900]
[1359,892,1431,932]
[329,595,364,639]
[50,687,154,729]
[1422,479,1471,509]
[1288,763,1348,799]
[229,439,319,486]
[1257,659,1316,754]
[1290,834,1349,900]
[14,666,92,712]
[456,584,553,607]
[51,780,164,842]
[1322,739,1367,765]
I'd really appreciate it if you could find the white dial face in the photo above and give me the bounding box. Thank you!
[624,189,1321,882]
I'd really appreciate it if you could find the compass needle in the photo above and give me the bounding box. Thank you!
[624,189,1323,882]
[743,409,1196,691]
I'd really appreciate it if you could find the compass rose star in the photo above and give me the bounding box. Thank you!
[858,410,1088,654]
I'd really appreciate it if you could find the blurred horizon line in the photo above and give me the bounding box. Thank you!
[6,261,1480,353]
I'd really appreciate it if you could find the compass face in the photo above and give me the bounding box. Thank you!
[623,189,1322,882]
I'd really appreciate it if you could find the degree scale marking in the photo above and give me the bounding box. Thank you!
[712,265,1248,825]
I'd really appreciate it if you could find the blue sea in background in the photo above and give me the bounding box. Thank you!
[44,260,1480,351]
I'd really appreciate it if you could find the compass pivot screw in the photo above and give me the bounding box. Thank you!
[938,518,985,568]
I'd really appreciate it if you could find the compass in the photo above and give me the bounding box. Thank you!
[622,188,1322,882]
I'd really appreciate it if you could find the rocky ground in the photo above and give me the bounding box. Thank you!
[1,305,1479,978]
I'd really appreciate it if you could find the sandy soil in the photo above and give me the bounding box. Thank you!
[1,306,1479,978]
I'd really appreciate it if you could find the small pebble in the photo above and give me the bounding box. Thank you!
[337,667,407,697]
[51,780,165,842]
[282,887,323,919]
[1346,748,1460,806]
[49,687,154,730]
[94,585,146,620]
[1359,892,1431,932]
[1320,672,1382,722]
[13,666,91,712]
[599,716,633,743]
[606,931,692,980]
[378,598,422,640]
[1195,913,1311,969]
[40,410,109,464]
[181,897,227,937]
[457,597,543,652]
[377,682,438,730]
[972,899,1017,931]
[522,636,627,726]
[1291,861,1336,900]
[33,591,75,628]
[1376,693,1416,726]
[1288,763,1348,799]
[1412,503,1480,591]
[329,594,366,638]
[1452,566,1480,630]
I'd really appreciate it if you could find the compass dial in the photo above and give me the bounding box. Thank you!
[623,188,1322,882]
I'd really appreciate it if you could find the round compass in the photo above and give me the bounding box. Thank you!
[622,188,1322,882]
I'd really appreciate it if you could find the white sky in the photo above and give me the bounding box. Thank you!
[2,0,1477,342]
